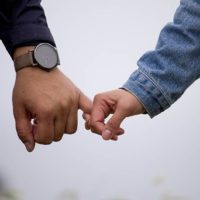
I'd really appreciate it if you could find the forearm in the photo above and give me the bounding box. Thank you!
[123,0,200,117]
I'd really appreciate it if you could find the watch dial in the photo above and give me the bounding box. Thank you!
[34,43,58,69]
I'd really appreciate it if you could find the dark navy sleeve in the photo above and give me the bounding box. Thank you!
[0,0,55,57]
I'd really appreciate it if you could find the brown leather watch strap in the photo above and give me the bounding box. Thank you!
[14,50,37,72]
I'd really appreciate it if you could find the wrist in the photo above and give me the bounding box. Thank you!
[13,43,60,72]
[119,88,146,114]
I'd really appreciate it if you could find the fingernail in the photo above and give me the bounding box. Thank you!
[25,142,33,152]
[102,129,112,140]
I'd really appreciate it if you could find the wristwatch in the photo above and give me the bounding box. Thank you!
[14,43,60,72]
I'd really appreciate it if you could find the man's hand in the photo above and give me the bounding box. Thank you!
[12,47,91,152]
[83,89,145,141]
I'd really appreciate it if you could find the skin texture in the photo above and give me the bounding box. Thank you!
[13,47,92,152]
[83,89,145,141]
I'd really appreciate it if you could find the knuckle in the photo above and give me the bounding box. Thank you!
[43,140,53,145]
[90,128,97,134]
[89,123,95,131]
[41,108,53,117]
[66,127,77,134]
[107,120,117,130]
[94,93,103,102]
[34,135,53,145]
[44,140,52,145]
[39,140,52,145]
[37,104,54,118]
[59,99,68,110]
[89,120,96,128]
[54,136,63,142]
[65,119,78,134]
[90,124,98,134]
[54,131,64,142]
[90,127,101,136]
[17,133,27,143]
[90,121,99,131]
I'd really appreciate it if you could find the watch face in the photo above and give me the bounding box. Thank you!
[34,43,59,70]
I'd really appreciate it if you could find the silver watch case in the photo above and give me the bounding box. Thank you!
[32,43,60,70]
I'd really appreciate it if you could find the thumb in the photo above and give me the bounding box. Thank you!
[14,107,35,152]
[78,91,93,114]
[102,108,126,140]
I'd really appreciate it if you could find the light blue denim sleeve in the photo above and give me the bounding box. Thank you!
[122,0,200,118]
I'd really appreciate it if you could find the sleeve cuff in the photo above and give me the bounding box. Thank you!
[122,69,171,118]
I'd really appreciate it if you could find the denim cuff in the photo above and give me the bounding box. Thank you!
[1,23,56,57]
[122,70,171,118]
